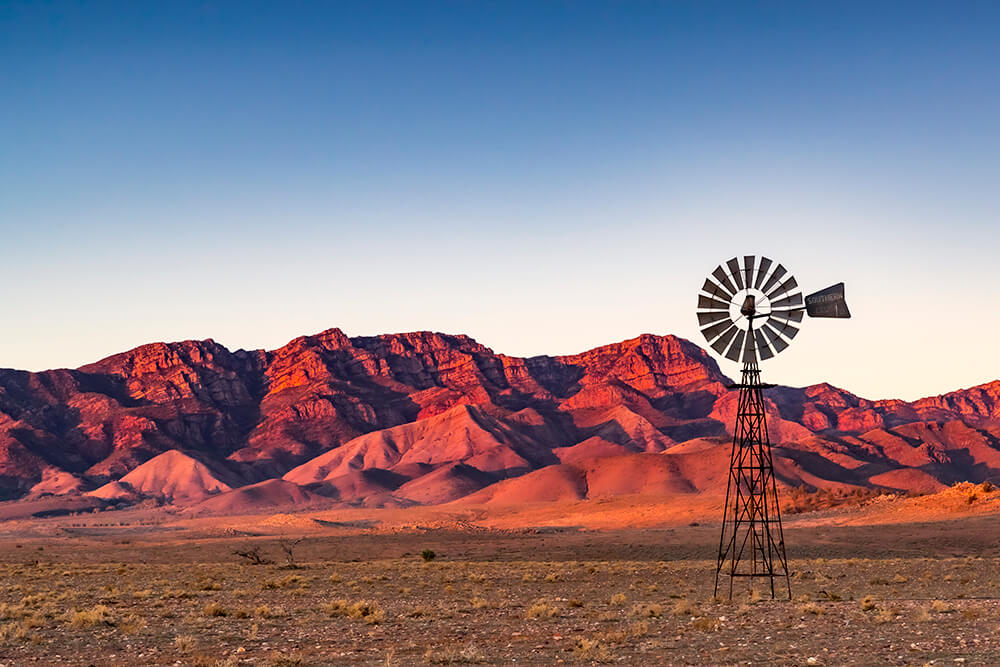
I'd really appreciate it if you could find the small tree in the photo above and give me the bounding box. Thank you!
[278,537,305,569]
[232,544,274,566]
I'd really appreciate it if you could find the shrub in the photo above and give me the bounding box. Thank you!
[630,602,663,618]
[524,599,559,619]
[572,638,613,663]
[327,599,384,624]
[203,602,229,617]
[873,608,899,624]
[174,634,196,652]
[672,599,699,617]
[0,622,27,644]
[69,604,114,628]
[421,550,436,562]
[691,617,721,632]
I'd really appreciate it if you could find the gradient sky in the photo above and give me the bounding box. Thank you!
[2,1,999,400]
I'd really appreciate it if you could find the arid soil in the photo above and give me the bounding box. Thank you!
[0,504,999,666]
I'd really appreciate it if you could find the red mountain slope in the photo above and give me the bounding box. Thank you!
[0,329,997,512]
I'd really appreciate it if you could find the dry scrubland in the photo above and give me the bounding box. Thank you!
[0,514,998,665]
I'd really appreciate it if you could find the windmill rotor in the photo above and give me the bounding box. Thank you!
[696,255,849,364]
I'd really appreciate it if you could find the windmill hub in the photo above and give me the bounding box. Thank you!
[736,290,767,325]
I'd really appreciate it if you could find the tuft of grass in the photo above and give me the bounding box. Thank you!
[873,607,900,624]
[408,605,431,618]
[265,651,305,667]
[860,595,876,612]
[327,599,384,624]
[630,602,663,618]
[799,603,824,616]
[572,637,614,663]
[118,613,145,635]
[672,598,699,617]
[0,621,28,644]
[690,617,720,632]
[930,600,955,614]
[174,634,196,652]
[596,621,650,643]
[423,643,486,664]
[203,602,229,617]
[69,604,114,628]
[609,593,627,606]
[524,599,559,619]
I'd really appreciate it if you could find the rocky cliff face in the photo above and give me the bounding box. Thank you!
[0,329,997,509]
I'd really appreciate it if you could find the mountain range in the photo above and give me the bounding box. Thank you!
[0,328,998,516]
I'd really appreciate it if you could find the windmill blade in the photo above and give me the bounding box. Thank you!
[771,318,799,340]
[712,267,737,295]
[760,264,787,294]
[770,292,803,309]
[725,330,746,361]
[805,282,851,318]
[769,308,804,323]
[710,325,739,355]
[702,277,733,301]
[698,294,731,311]
[754,329,775,360]
[726,258,745,290]
[760,322,790,353]
[701,318,735,341]
[767,276,799,301]
[697,310,731,326]
[753,257,773,289]
[743,255,756,290]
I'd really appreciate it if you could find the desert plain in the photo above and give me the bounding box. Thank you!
[0,484,998,666]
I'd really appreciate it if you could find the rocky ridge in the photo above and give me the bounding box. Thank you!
[0,328,997,514]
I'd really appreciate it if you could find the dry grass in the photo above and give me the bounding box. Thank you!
[799,602,824,615]
[672,598,699,617]
[630,602,663,618]
[873,607,900,624]
[68,604,114,628]
[524,599,559,619]
[0,537,997,665]
[572,637,614,663]
[423,643,486,664]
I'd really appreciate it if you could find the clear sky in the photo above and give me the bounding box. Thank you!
[2,1,998,401]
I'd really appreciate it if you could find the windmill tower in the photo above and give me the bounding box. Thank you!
[696,255,850,600]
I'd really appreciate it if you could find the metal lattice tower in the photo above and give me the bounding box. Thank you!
[696,255,851,601]
[714,360,790,600]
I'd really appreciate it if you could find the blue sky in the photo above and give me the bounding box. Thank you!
[2,1,998,400]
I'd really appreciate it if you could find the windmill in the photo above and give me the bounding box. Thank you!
[697,255,850,600]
